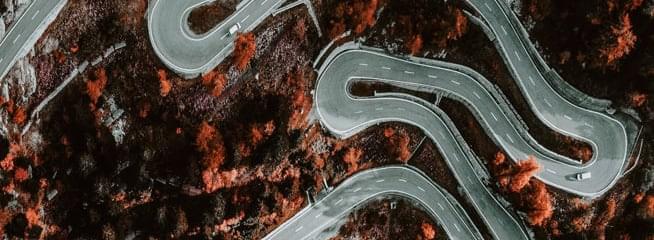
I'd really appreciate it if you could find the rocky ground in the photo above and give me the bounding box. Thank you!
[0,0,653,239]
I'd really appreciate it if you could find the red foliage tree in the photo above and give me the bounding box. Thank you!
[407,35,423,56]
[12,107,26,126]
[86,68,108,105]
[599,14,637,65]
[492,151,506,166]
[343,147,363,175]
[509,156,540,192]
[447,9,468,40]
[202,70,227,96]
[195,121,227,192]
[641,195,654,219]
[353,0,379,34]
[383,127,411,162]
[328,0,380,38]
[524,180,553,226]
[233,32,256,71]
[158,69,172,97]
[14,167,29,182]
[421,222,437,240]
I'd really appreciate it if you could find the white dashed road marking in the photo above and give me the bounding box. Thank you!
[485,2,493,11]
[404,70,415,75]
[501,25,508,35]
[528,76,535,86]
[428,75,438,79]
[295,226,303,232]
[382,66,391,70]
[32,10,40,20]
[398,178,407,182]
[473,91,481,99]
[241,15,250,23]
[514,51,521,61]
[13,34,21,44]
[506,134,514,143]
[564,115,572,120]
[546,169,557,174]
[417,186,425,192]
[450,80,460,85]
[491,112,498,121]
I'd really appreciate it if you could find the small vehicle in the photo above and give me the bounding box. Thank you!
[228,23,241,36]
[575,172,592,181]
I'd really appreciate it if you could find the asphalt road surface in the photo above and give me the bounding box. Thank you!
[263,166,484,240]
[0,0,67,81]
[464,0,630,196]
[312,44,531,240]
[318,43,627,198]
[147,0,285,79]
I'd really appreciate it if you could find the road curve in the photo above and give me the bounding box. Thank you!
[464,0,632,191]
[0,0,67,81]
[314,43,529,240]
[263,166,483,240]
[147,0,284,79]
[319,42,627,197]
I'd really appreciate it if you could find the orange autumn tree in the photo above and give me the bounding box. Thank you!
[158,69,172,97]
[598,14,637,66]
[342,147,363,175]
[233,32,256,71]
[447,8,468,41]
[353,0,379,34]
[328,0,380,39]
[407,34,423,56]
[509,156,540,192]
[524,180,553,226]
[202,70,227,96]
[86,67,108,105]
[383,127,411,162]
[195,121,227,192]
[421,222,437,240]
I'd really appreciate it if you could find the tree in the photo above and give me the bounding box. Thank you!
[86,68,108,105]
[353,0,379,34]
[447,8,468,40]
[640,195,654,219]
[383,127,411,162]
[233,32,256,71]
[492,151,506,166]
[202,70,227,96]
[509,156,540,192]
[343,147,363,175]
[407,35,423,56]
[421,222,437,240]
[524,180,553,226]
[12,107,26,126]
[598,14,637,66]
[158,69,172,97]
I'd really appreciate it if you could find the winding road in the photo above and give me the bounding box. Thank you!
[263,166,483,240]
[0,0,67,81]
[462,0,633,196]
[147,0,638,239]
[147,0,285,79]
[317,45,627,197]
